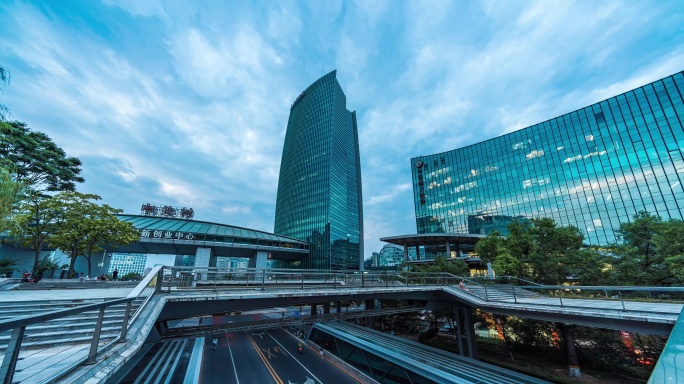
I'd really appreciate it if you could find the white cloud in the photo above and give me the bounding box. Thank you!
[103,0,167,19]
[367,183,412,206]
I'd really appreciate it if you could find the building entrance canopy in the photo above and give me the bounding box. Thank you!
[114,214,309,261]
[380,233,486,264]
[380,233,485,248]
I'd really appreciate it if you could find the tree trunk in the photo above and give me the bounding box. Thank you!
[559,323,581,378]
[33,247,41,273]
[86,255,92,277]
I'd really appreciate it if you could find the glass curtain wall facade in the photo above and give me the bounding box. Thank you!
[412,71,684,245]
[274,70,364,270]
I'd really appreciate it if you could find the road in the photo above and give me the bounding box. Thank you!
[203,328,357,384]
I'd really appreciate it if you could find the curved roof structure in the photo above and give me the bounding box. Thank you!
[114,214,309,260]
[380,233,486,247]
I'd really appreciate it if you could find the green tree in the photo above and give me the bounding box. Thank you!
[49,192,101,278]
[81,205,139,277]
[0,121,84,193]
[476,218,591,285]
[613,211,673,286]
[0,166,25,232]
[652,219,684,285]
[51,192,139,278]
[34,255,60,278]
[122,271,142,281]
[0,257,19,277]
[407,255,468,276]
[11,192,65,272]
[565,248,613,286]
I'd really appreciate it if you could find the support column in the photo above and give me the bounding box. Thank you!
[194,247,212,281]
[446,241,451,258]
[365,300,376,329]
[336,301,341,314]
[323,302,330,314]
[415,246,420,260]
[456,308,465,356]
[455,242,461,258]
[310,304,318,318]
[453,307,478,359]
[403,242,409,262]
[463,307,478,359]
[249,251,269,269]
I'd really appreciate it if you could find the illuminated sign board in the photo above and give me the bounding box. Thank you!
[140,203,194,219]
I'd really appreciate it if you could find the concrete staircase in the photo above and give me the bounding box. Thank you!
[0,297,144,353]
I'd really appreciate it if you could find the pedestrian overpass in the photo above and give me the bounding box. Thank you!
[0,266,682,383]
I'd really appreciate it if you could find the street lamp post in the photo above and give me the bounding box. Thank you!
[98,250,107,276]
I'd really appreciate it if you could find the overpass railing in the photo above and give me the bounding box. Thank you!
[0,265,163,384]
[158,266,684,306]
[158,266,462,291]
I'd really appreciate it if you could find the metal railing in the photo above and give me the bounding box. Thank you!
[0,265,163,384]
[158,266,466,291]
[158,266,684,312]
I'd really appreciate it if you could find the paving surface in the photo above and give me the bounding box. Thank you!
[0,287,134,303]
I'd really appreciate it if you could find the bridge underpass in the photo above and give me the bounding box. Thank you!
[162,306,425,340]
[2,266,683,383]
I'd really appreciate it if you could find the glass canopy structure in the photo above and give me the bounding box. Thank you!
[412,71,684,245]
[274,70,364,270]
[114,214,309,261]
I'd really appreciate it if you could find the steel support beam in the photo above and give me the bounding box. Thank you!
[463,307,478,359]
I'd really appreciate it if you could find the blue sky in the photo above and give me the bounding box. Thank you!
[1,0,683,260]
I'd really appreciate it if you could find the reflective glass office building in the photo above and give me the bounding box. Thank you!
[274,70,364,270]
[412,71,684,245]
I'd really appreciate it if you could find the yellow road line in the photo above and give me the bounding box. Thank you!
[247,334,283,384]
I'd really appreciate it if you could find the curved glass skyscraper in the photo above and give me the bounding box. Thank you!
[412,71,684,246]
[274,70,363,270]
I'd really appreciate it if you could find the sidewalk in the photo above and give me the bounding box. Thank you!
[0,287,134,303]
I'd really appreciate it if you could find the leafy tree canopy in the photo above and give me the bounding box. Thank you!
[475,218,607,285]
[407,255,469,276]
[0,121,84,193]
[50,191,139,278]
[0,166,25,233]
[11,191,67,272]
[612,211,683,286]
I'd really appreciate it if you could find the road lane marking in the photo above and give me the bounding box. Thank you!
[251,331,266,339]
[248,333,283,384]
[262,347,277,359]
[164,339,188,384]
[225,333,239,384]
[266,331,323,384]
